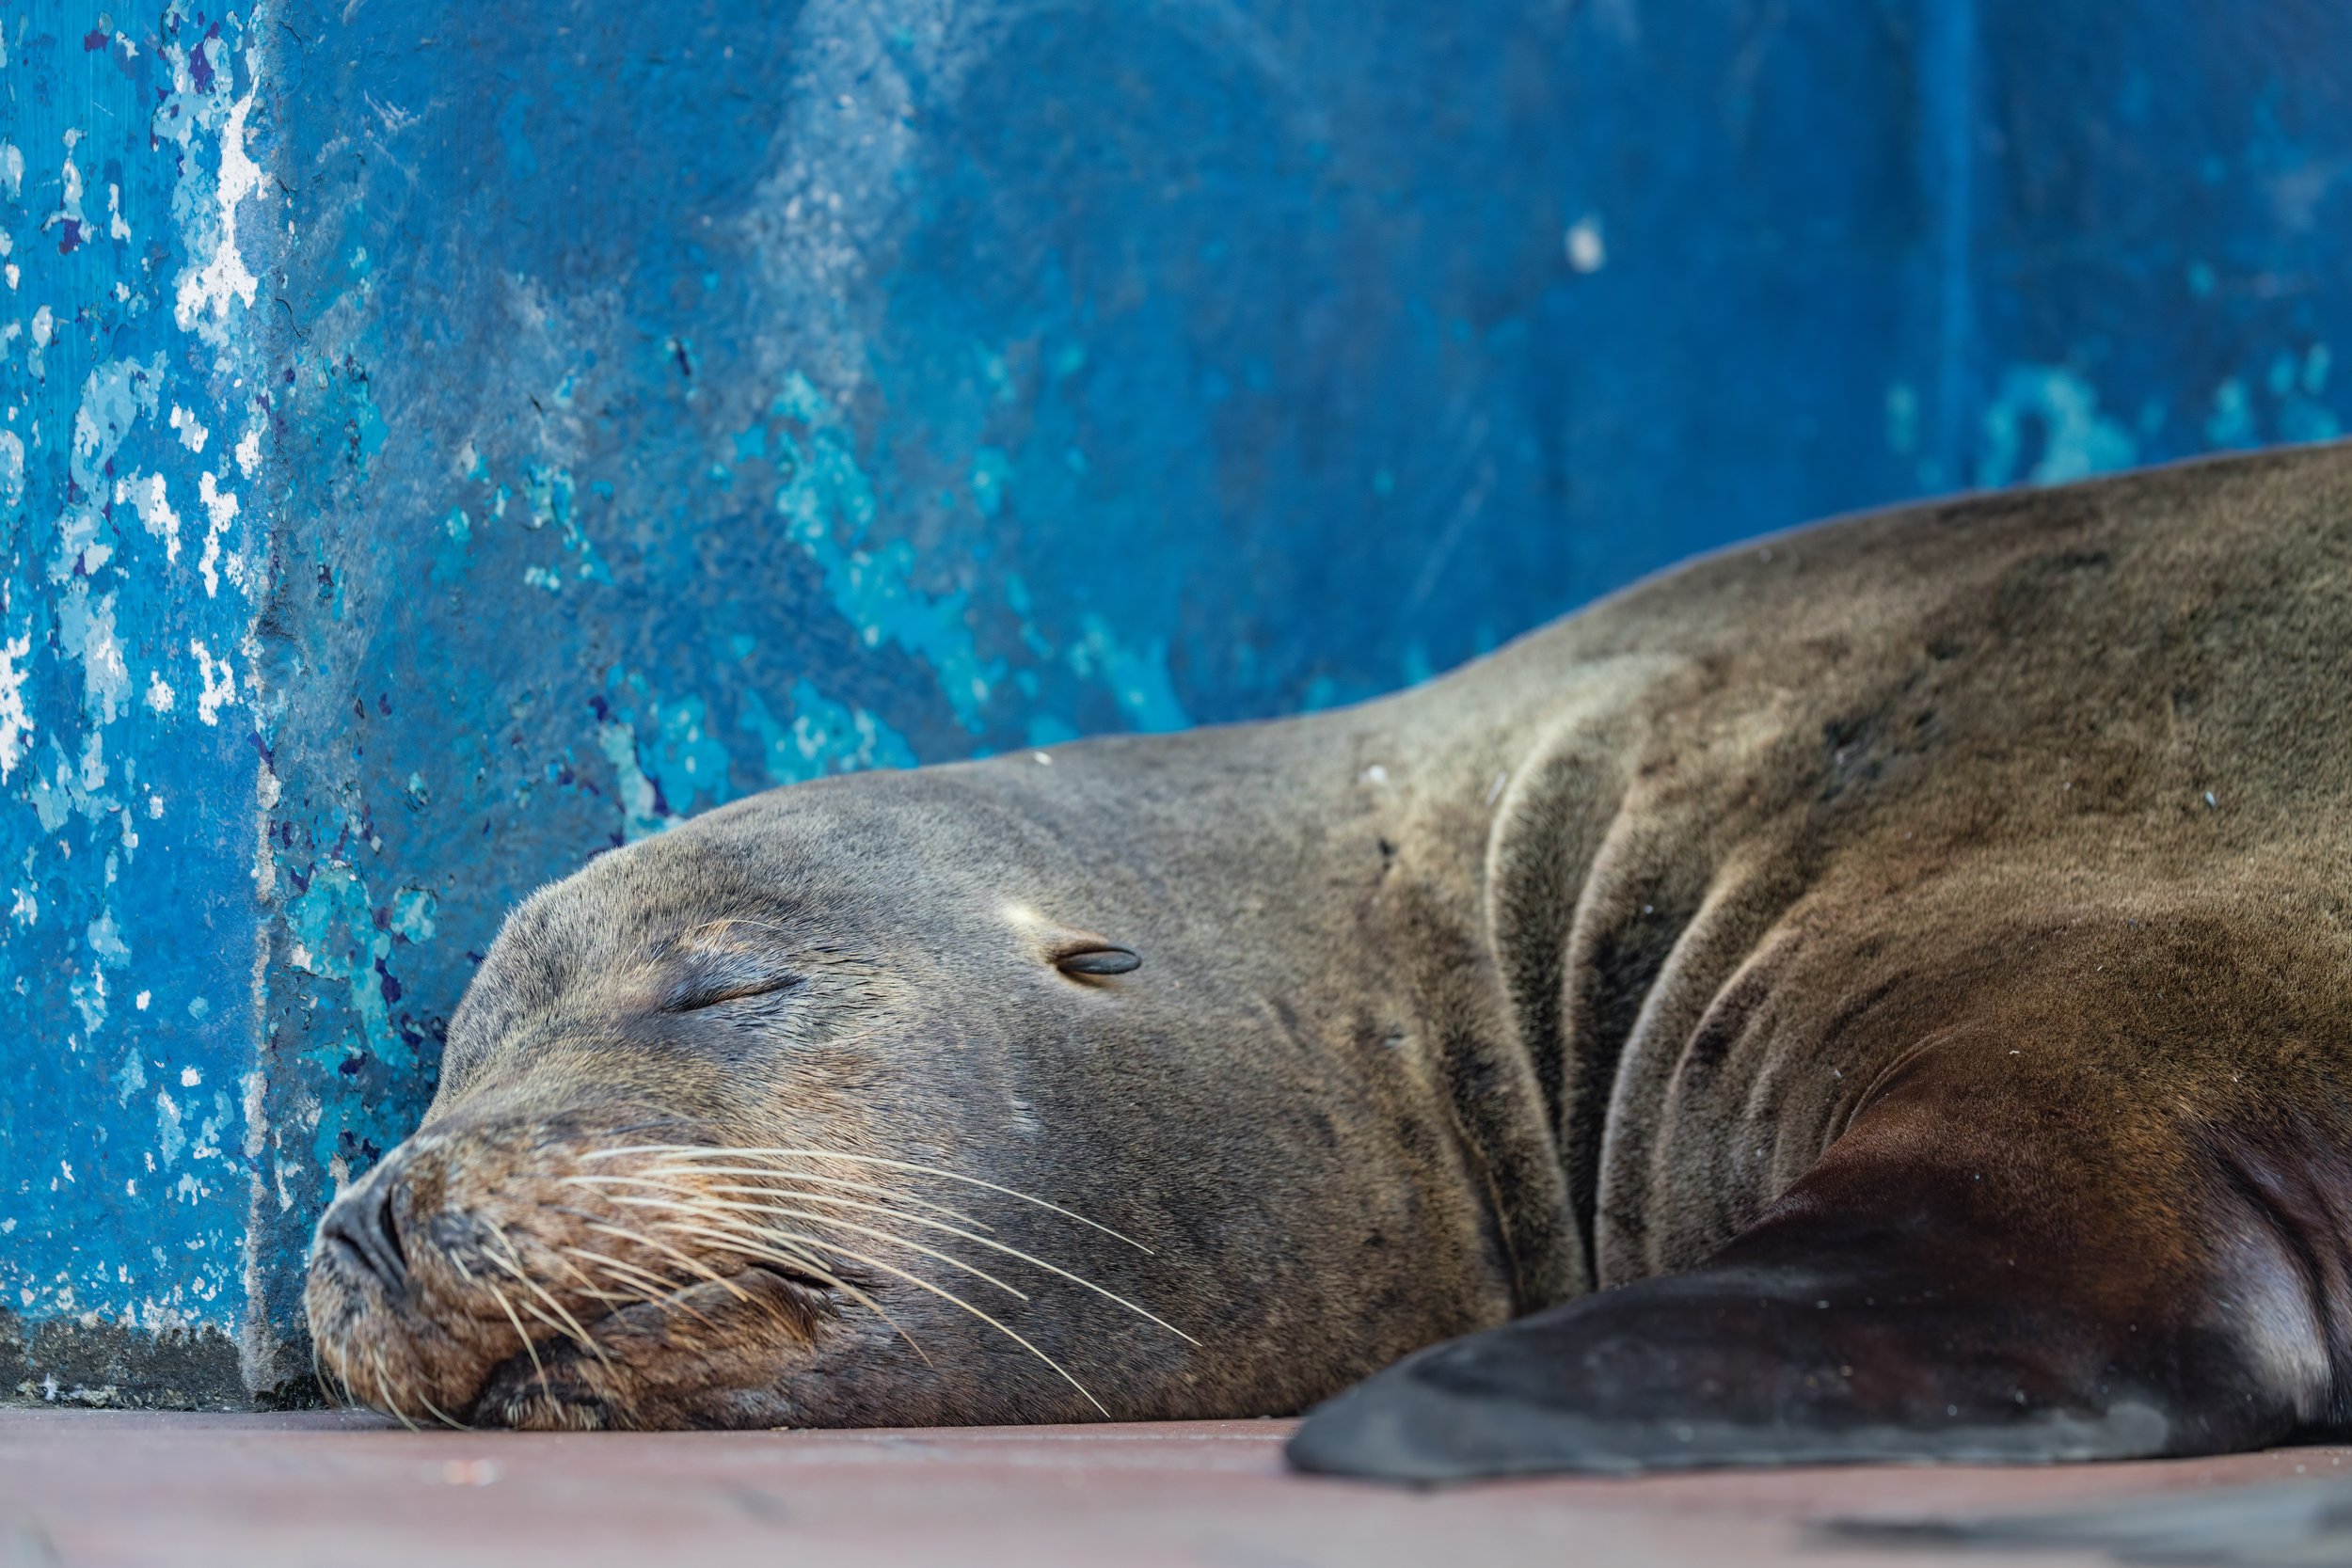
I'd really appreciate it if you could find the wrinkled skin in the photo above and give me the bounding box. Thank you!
[311,444,2352,1479]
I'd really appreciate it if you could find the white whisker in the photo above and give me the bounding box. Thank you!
[583,1144,1152,1253]
[696,1185,1199,1345]
[565,1244,727,1333]
[370,1346,421,1433]
[482,1277,548,1392]
[649,1214,1111,1418]
[581,1222,756,1304]
[480,1222,614,1370]
[564,1167,993,1230]
[612,1192,1030,1302]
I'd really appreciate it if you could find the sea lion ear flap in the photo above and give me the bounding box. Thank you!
[1055,944,1141,977]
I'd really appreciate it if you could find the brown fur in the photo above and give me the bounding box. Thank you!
[309,443,2352,1469]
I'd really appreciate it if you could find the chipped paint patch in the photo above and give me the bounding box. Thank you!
[4,4,270,1369]
[0,632,30,782]
[167,36,266,354]
[739,681,917,783]
[1976,365,2138,488]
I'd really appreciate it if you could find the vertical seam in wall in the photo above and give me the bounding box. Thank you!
[1926,0,1979,489]
[238,8,294,1402]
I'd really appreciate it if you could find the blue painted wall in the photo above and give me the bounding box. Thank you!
[6,0,2351,1402]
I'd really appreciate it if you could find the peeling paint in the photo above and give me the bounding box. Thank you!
[5,3,270,1370]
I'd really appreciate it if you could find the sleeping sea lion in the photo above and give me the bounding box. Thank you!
[307,443,2352,1479]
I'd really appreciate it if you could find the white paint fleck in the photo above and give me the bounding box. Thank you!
[145,671,175,714]
[168,404,210,452]
[87,908,129,964]
[135,990,151,1011]
[0,630,30,782]
[0,429,24,510]
[190,639,238,725]
[118,471,183,562]
[181,1066,201,1087]
[0,141,23,202]
[171,53,265,351]
[197,471,239,595]
[50,129,87,241]
[27,304,54,381]
[1565,214,1607,274]
[155,1091,186,1168]
[233,424,262,478]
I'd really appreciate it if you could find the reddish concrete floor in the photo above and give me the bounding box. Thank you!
[2,1409,2347,1568]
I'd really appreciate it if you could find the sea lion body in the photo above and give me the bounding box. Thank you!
[308,444,2352,1476]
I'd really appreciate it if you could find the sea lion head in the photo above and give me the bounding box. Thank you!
[303,751,1516,1430]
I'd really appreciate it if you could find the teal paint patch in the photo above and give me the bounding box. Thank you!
[1976,365,2139,487]
[283,863,419,1078]
[2206,348,2340,451]
[1068,616,1190,734]
[279,859,437,1189]
[647,696,731,818]
[772,375,1008,733]
[389,889,438,944]
[2206,378,2259,448]
[739,682,919,784]
[597,719,674,843]
[594,672,738,838]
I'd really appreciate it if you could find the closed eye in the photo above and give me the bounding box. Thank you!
[662,952,805,1012]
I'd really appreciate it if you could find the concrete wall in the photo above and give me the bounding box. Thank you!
[6,0,2350,1405]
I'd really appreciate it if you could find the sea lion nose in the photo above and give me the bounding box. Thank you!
[318,1163,410,1291]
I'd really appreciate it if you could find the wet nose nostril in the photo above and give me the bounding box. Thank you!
[373,1182,405,1270]
[321,1175,409,1291]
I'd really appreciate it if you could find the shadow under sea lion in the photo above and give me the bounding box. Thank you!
[307,442,2352,1480]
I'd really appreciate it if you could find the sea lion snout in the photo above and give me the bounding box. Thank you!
[305,1106,855,1431]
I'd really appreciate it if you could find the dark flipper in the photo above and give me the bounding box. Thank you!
[1291,1033,2334,1481]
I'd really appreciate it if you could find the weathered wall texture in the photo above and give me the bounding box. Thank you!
[6,1,2351,1405]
